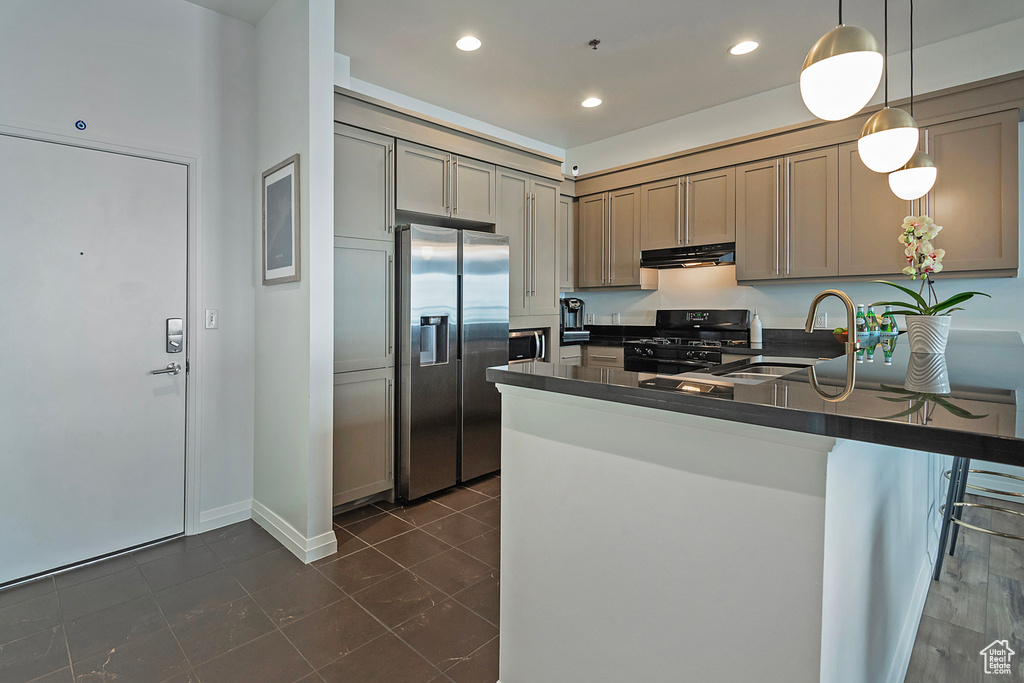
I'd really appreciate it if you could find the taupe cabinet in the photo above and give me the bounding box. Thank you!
[396,140,496,224]
[736,148,839,282]
[333,368,393,506]
[558,195,575,290]
[582,345,624,369]
[334,124,393,241]
[640,168,736,251]
[497,168,560,317]
[579,188,642,288]
[333,238,393,373]
[921,111,1019,273]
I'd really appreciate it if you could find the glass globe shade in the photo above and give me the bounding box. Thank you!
[800,25,883,121]
[888,151,937,200]
[858,108,919,173]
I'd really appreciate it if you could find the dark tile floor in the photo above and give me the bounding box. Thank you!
[0,475,500,683]
[906,494,1024,682]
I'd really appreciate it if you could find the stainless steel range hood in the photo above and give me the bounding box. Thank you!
[640,242,735,269]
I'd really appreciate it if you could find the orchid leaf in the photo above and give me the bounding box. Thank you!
[871,280,929,309]
[881,400,928,420]
[930,291,990,315]
[878,396,912,402]
[879,384,919,395]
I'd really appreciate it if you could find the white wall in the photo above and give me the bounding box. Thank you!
[0,0,257,531]
[564,19,1024,337]
[252,0,336,562]
[334,53,566,162]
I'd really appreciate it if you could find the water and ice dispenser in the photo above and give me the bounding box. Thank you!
[419,315,449,366]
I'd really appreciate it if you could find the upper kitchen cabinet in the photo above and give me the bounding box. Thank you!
[334,123,393,241]
[736,148,838,282]
[838,143,913,277]
[497,168,559,317]
[396,140,496,224]
[558,195,576,290]
[922,110,1018,274]
[640,169,735,252]
[579,188,649,288]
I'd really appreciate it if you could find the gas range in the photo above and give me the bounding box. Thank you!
[623,310,751,373]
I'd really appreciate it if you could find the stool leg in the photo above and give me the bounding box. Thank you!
[934,457,962,581]
[948,458,971,556]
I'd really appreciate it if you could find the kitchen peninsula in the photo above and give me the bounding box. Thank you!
[488,330,1024,683]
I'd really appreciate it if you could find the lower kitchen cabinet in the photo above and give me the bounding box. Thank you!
[334,237,393,373]
[582,345,624,369]
[333,368,394,507]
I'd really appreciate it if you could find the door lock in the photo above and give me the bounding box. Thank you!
[166,318,183,353]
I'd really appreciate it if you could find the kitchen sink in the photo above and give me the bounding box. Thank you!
[706,357,822,383]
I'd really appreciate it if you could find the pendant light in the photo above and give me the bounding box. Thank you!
[800,0,883,121]
[858,0,919,173]
[888,0,937,200]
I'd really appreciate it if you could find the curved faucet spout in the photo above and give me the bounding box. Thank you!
[805,289,859,402]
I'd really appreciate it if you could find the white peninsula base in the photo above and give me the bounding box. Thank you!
[495,383,944,683]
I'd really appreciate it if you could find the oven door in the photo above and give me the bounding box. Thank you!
[623,357,716,374]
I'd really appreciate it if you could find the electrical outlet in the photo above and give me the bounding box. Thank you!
[814,312,828,329]
[205,309,219,329]
[586,313,595,325]
[612,312,621,324]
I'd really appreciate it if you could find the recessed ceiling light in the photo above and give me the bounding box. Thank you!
[581,97,602,108]
[729,40,759,56]
[456,36,481,51]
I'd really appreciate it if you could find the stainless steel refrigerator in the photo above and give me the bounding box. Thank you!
[396,224,509,501]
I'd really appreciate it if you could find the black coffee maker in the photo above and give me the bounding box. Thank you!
[560,298,590,343]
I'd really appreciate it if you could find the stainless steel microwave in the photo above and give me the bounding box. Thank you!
[509,328,547,363]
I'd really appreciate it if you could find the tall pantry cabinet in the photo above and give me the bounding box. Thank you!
[332,123,395,506]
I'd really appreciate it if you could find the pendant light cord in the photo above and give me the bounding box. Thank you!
[909,0,914,115]
[884,0,889,106]
[839,0,843,25]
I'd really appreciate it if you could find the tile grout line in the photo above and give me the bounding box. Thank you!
[49,576,74,682]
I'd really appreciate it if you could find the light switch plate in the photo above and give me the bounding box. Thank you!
[205,309,219,329]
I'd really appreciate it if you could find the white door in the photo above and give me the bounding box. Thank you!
[0,135,188,584]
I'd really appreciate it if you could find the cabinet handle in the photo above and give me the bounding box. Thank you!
[601,195,606,284]
[774,160,780,276]
[786,158,794,276]
[387,254,394,356]
[524,187,531,298]
[685,177,692,245]
[676,179,682,245]
[386,378,393,478]
[452,157,459,215]
[386,145,394,233]
[532,193,538,296]
[589,354,618,360]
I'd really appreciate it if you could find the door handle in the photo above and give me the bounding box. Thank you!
[152,363,182,376]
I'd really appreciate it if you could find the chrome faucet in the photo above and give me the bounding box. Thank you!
[804,289,859,402]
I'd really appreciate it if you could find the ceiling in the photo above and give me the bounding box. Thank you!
[188,0,1024,150]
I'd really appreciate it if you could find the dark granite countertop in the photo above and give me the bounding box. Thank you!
[489,330,1024,467]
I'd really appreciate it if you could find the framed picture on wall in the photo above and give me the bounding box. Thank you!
[262,154,301,285]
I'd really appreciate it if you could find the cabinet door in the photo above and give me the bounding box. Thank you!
[607,187,641,286]
[583,345,624,368]
[396,140,449,218]
[333,368,393,507]
[785,147,838,278]
[578,193,606,288]
[334,124,393,241]
[640,178,681,251]
[736,159,782,281]
[529,179,560,315]
[334,237,393,373]
[557,195,575,290]
[925,111,1018,272]
[687,167,735,246]
[452,156,496,223]
[838,142,914,276]
[497,169,530,316]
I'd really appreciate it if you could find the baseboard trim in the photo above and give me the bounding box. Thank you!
[886,556,933,683]
[251,499,338,564]
[197,499,252,534]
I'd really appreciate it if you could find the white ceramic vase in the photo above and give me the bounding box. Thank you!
[904,352,950,394]
[905,315,951,354]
